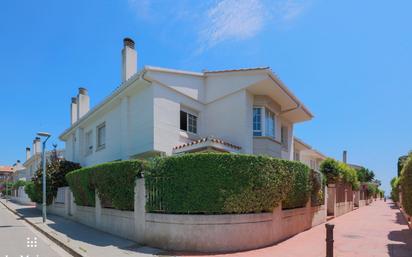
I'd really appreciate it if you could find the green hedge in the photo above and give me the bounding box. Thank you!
[66,160,147,210]
[282,164,311,209]
[25,181,41,203]
[310,170,324,207]
[146,153,311,214]
[390,177,400,202]
[401,156,412,215]
[320,158,359,189]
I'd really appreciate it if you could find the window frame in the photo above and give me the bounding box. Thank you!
[281,125,289,150]
[96,122,106,151]
[180,109,198,135]
[253,106,277,139]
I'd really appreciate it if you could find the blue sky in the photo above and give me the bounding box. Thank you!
[1,0,411,193]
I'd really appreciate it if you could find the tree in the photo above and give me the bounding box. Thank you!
[356,167,375,183]
[29,148,81,204]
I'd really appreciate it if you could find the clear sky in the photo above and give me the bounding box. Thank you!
[1,0,411,193]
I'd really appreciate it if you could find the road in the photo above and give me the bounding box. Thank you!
[0,201,69,257]
[183,200,412,257]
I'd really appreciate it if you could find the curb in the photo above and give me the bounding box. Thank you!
[0,199,85,257]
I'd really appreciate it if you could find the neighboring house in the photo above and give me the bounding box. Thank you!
[60,38,313,167]
[20,138,64,181]
[293,137,327,171]
[11,160,26,182]
[0,166,14,190]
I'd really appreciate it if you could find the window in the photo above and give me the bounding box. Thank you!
[253,107,262,136]
[294,151,300,161]
[265,109,275,138]
[310,160,316,170]
[281,126,288,149]
[96,123,106,150]
[85,130,93,155]
[180,110,198,134]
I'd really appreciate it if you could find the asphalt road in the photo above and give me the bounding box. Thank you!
[0,202,70,257]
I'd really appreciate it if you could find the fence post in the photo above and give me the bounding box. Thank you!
[325,223,335,257]
[134,178,146,243]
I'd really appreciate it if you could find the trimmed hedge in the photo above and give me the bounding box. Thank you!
[401,156,412,215]
[146,153,310,214]
[390,176,400,202]
[66,160,147,210]
[310,170,324,207]
[320,158,359,189]
[282,163,311,209]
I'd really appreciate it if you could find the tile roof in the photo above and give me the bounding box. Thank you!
[0,166,14,173]
[203,67,270,74]
[173,136,242,151]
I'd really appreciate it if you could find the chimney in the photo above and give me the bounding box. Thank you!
[71,97,78,124]
[26,147,31,160]
[33,137,42,155]
[121,37,137,82]
[77,87,90,119]
[343,150,347,164]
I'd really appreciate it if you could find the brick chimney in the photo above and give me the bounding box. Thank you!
[77,87,90,120]
[121,37,137,82]
[343,150,347,164]
[71,97,78,124]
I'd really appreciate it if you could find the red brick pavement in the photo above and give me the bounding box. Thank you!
[181,200,412,257]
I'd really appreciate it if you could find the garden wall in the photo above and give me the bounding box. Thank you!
[45,179,326,253]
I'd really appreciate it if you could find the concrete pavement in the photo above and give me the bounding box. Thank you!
[0,199,169,257]
[181,200,412,257]
[2,198,412,257]
[0,201,70,257]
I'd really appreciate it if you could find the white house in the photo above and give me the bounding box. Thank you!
[60,38,313,167]
[293,137,327,171]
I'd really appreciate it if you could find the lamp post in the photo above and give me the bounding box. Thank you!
[37,132,51,223]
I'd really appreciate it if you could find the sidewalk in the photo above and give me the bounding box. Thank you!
[0,199,171,257]
[181,200,412,257]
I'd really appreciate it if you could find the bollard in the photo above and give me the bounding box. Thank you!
[325,223,335,257]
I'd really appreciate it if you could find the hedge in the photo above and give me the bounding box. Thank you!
[145,153,310,214]
[310,170,324,207]
[66,160,147,210]
[390,176,400,202]
[282,163,311,209]
[320,158,359,189]
[401,156,412,215]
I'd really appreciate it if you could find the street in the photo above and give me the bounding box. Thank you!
[0,203,69,257]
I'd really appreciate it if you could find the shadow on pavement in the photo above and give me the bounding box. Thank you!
[387,206,412,257]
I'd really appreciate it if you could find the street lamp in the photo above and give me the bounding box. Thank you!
[37,132,51,223]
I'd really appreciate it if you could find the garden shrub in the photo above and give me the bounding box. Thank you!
[401,156,412,216]
[310,170,324,207]
[320,158,341,184]
[66,160,147,210]
[390,176,400,202]
[282,163,311,209]
[31,152,81,204]
[12,180,27,190]
[145,153,307,214]
[320,158,359,190]
[25,181,41,203]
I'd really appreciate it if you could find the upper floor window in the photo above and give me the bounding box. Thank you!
[85,130,93,156]
[294,151,300,161]
[253,107,276,138]
[265,109,275,138]
[253,107,262,136]
[180,110,197,134]
[281,126,288,149]
[96,122,106,150]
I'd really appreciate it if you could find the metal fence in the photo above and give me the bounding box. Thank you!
[146,177,168,213]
